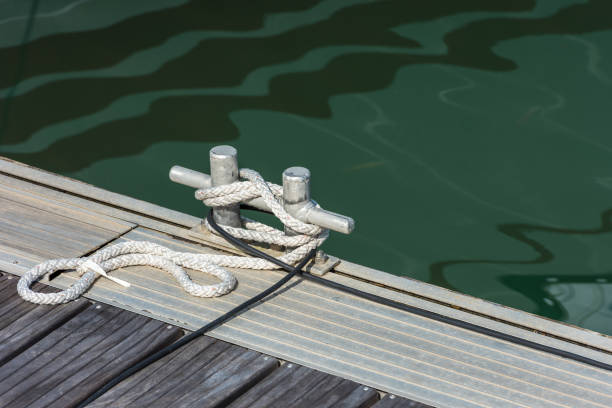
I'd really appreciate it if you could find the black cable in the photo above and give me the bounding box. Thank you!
[207,210,612,372]
[80,207,612,406]
[76,231,317,408]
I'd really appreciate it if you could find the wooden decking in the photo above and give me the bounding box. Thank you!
[1,156,612,407]
[0,274,426,408]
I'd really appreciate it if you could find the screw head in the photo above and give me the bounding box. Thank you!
[315,250,328,263]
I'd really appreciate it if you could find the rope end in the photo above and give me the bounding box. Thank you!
[82,259,131,288]
[108,276,131,288]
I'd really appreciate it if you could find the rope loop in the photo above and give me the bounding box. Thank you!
[18,168,327,304]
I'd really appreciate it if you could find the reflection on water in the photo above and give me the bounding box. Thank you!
[1,0,612,334]
[431,208,612,328]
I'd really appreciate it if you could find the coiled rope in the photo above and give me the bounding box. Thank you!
[17,168,328,304]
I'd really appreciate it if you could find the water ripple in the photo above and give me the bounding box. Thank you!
[0,0,94,27]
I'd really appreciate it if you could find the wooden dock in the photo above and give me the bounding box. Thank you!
[0,274,420,407]
[1,156,612,407]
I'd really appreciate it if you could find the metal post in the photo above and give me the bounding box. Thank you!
[169,165,211,189]
[209,145,241,228]
[170,165,355,234]
[283,166,311,237]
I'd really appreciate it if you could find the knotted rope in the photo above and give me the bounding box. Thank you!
[17,168,328,304]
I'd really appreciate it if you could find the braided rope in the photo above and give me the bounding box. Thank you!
[18,168,327,304]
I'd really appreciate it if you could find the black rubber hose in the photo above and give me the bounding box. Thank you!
[207,210,612,372]
[76,238,317,407]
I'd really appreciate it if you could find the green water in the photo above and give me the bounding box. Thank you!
[1,0,612,334]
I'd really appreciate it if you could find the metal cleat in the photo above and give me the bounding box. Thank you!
[170,146,355,235]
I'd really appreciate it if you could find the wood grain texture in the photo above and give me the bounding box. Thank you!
[372,395,434,408]
[0,177,134,275]
[4,156,611,356]
[89,336,278,408]
[0,274,391,408]
[0,275,88,365]
[227,362,378,408]
[0,159,199,229]
[0,300,182,408]
[26,226,612,408]
[63,228,612,407]
[2,161,612,408]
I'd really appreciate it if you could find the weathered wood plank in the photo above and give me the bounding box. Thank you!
[0,219,93,256]
[0,181,135,233]
[0,245,42,275]
[0,212,128,259]
[0,297,88,366]
[159,346,276,408]
[4,156,610,357]
[332,385,381,408]
[228,363,378,408]
[0,176,134,273]
[289,375,379,408]
[372,395,434,408]
[0,275,87,342]
[0,196,126,243]
[124,227,612,368]
[37,320,182,408]
[87,335,220,407]
[0,301,182,408]
[0,176,135,279]
[2,159,612,408]
[0,228,67,260]
[0,274,386,408]
[0,160,198,229]
[33,226,611,408]
[334,258,612,355]
[0,304,122,397]
[0,274,399,408]
[0,283,40,328]
[0,273,13,290]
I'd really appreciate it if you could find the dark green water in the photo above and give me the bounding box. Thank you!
[1,0,612,334]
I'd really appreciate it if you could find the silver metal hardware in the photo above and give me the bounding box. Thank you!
[209,145,241,228]
[303,252,340,276]
[282,166,311,237]
[169,148,355,234]
[169,166,211,189]
[315,250,328,263]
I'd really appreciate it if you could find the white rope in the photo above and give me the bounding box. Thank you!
[18,168,327,304]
